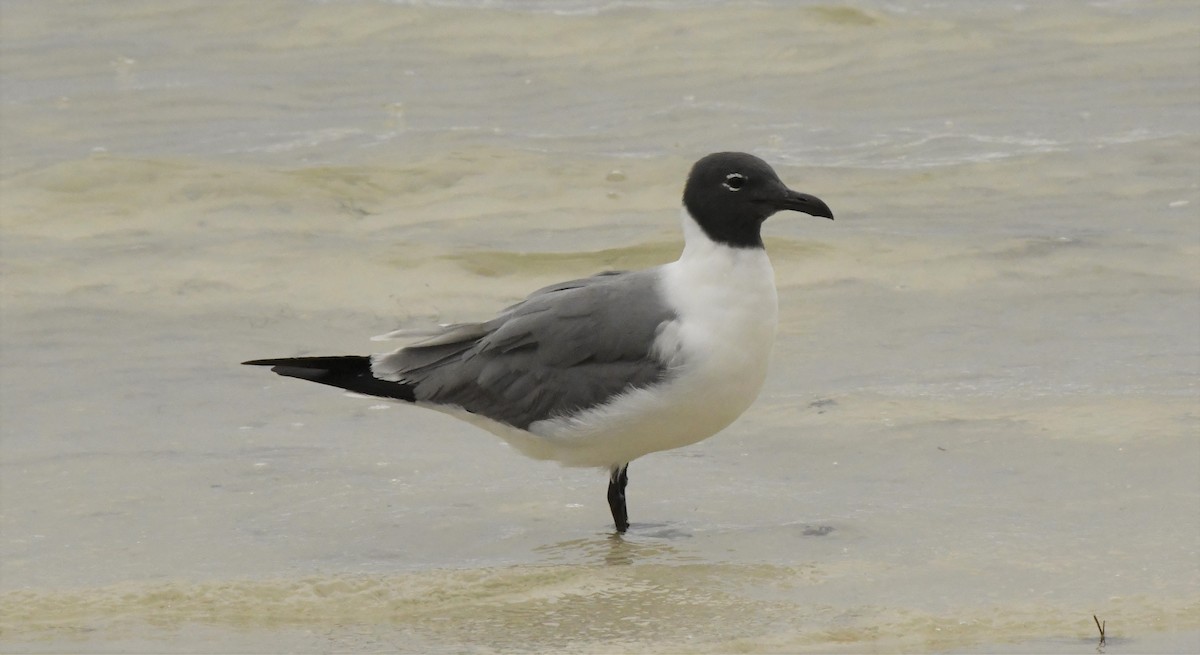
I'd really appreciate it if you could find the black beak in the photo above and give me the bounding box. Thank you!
[779,189,834,220]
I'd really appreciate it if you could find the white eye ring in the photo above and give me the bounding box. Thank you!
[723,173,746,191]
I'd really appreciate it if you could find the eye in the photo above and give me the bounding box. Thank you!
[723,172,746,191]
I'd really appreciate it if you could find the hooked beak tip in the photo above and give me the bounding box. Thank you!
[781,190,834,220]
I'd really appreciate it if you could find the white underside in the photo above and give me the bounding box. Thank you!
[422,209,779,468]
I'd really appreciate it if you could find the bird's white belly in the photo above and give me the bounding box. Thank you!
[531,339,773,467]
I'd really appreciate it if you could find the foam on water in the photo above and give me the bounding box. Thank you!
[4,1,1194,173]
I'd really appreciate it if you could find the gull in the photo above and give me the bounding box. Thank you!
[244,152,833,532]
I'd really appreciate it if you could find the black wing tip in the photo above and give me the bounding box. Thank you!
[243,358,284,366]
[241,355,371,367]
[242,355,415,402]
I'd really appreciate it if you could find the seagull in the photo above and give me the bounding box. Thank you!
[243,152,833,532]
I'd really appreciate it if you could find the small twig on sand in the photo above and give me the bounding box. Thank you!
[1093,614,1106,650]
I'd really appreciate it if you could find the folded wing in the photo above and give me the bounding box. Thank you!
[372,269,676,429]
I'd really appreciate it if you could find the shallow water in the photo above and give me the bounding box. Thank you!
[2,0,1198,653]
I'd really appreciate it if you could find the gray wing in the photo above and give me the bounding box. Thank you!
[371,269,676,429]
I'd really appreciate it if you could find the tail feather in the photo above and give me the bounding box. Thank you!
[242,355,415,402]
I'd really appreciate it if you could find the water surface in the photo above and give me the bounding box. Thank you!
[2,1,1198,652]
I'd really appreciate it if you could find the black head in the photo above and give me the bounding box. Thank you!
[681,152,834,249]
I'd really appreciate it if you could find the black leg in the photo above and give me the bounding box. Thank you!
[607,463,630,533]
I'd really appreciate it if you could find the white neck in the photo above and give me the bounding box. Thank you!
[663,207,779,347]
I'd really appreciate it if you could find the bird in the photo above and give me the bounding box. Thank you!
[243,152,833,533]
